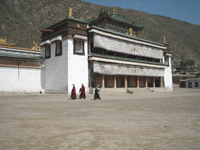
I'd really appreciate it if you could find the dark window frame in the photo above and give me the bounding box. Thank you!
[55,40,62,56]
[195,82,198,87]
[45,44,51,59]
[73,39,85,55]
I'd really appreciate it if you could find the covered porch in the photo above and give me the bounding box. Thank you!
[91,73,163,88]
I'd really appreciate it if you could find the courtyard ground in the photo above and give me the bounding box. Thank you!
[0,88,200,150]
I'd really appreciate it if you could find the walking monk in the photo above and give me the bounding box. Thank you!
[79,84,86,99]
[71,84,76,100]
[94,85,101,100]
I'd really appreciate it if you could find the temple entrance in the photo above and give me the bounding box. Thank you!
[139,76,145,87]
[105,75,114,88]
[128,76,137,87]
[92,73,102,87]
[148,77,153,87]
[117,75,125,88]
[155,77,160,87]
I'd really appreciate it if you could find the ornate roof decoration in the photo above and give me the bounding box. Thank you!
[0,37,17,47]
[89,7,146,31]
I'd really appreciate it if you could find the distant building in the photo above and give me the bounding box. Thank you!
[186,78,200,88]
[172,67,200,88]
[40,8,173,94]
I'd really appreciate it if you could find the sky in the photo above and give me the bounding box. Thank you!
[82,0,200,26]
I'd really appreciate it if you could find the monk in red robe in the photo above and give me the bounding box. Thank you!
[71,84,76,100]
[79,84,86,99]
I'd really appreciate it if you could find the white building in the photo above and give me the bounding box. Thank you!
[39,8,173,94]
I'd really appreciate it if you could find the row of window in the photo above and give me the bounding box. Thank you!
[45,39,85,58]
[91,48,161,63]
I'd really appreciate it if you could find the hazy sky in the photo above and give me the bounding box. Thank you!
[82,0,200,26]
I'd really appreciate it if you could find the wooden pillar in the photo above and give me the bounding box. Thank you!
[145,77,148,88]
[145,57,147,61]
[160,59,162,63]
[137,76,139,88]
[125,76,127,88]
[160,77,163,87]
[114,75,117,88]
[124,54,127,58]
[153,77,155,88]
[102,75,105,88]
[114,52,116,56]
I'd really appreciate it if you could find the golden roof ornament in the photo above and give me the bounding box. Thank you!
[31,38,40,50]
[68,7,72,17]
[129,28,133,36]
[112,8,116,15]
[0,36,17,47]
[163,36,166,43]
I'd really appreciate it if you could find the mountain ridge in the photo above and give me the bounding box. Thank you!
[0,0,200,69]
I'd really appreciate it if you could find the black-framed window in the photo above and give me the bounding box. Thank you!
[74,39,84,55]
[45,44,51,59]
[195,82,198,87]
[55,40,62,56]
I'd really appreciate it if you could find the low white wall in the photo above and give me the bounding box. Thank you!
[0,67,43,93]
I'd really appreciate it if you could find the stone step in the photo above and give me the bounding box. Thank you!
[89,87,168,94]
[127,88,152,94]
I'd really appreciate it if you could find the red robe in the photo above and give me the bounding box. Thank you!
[79,85,86,99]
[71,86,76,99]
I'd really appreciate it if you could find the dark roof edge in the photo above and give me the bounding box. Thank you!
[89,53,167,66]
[46,17,88,30]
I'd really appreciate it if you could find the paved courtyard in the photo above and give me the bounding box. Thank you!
[0,88,200,150]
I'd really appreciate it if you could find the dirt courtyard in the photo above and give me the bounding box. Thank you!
[0,88,200,150]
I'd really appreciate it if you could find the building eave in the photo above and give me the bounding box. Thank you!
[89,26,167,49]
[89,53,167,68]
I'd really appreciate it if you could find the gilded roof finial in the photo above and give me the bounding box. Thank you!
[112,8,116,15]
[32,38,40,50]
[68,7,72,17]
[163,36,166,43]
[129,28,133,36]
[0,36,17,47]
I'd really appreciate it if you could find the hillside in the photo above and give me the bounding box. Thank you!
[0,0,200,70]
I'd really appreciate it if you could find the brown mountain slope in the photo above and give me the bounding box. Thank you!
[0,0,200,69]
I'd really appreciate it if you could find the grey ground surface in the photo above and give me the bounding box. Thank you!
[0,88,200,150]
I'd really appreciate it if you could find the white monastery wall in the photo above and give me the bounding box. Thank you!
[67,38,89,95]
[164,56,173,91]
[0,67,43,93]
[44,40,68,94]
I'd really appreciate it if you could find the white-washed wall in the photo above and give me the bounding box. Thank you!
[93,61,164,77]
[67,38,89,95]
[0,67,43,93]
[164,57,173,91]
[44,40,68,93]
[93,33,163,59]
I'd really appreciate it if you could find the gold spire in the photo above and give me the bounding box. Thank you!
[163,36,166,43]
[129,28,133,36]
[68,7,72,17]
[31,38,40,50]
[112,8,116,15]
[0,36,17,47]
